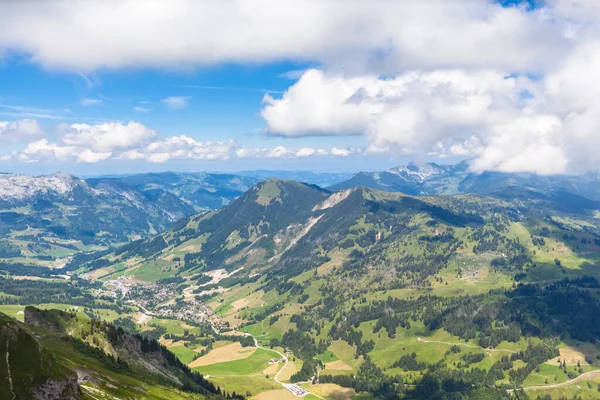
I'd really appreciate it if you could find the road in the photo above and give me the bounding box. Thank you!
[418,338,600,393]
[522,369,600,391]
[251,336,323,398]
[251,336,288,384]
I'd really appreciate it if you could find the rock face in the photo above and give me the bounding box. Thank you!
[31,377,80,400]
[0,311,80,400]
[23,306,75,334]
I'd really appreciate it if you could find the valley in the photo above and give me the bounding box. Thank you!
[5,167,600,399]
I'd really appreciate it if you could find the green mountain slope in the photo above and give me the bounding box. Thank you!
[0,306,236,400]
[87,172,260,212]
[37,179,600,399]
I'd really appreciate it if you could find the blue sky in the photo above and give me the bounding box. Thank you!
[0,58,406,174]
[1,0,599,176]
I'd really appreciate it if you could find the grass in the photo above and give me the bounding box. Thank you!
[0,305,26,321]
[149,319,201,335]
[131,259,175,282]
[0,304,125,324]
[301,383,357,400]
[188,342,252,368]
[526,374,600,399]
[316,350,340,363]
[328,341,362,370]
[276,357,303,383]
[208,376,280,397]
[192,348,279,376]
[169,344,199,365]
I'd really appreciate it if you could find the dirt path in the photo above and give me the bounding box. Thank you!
[252,337,288,385]
[209,321,322,398]
[251,336,324,399]
[523,370,600,391]
[6,340,16,400]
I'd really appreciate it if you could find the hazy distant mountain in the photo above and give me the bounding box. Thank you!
[0,172,200,264]
[329,161,470,195]
[87,171,260,212]
[330,161,600,201]
[236,170,352,187]
[0,171,262,264]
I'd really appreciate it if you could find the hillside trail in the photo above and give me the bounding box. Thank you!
[6,340,16,400]
[251,336,325,399]
[521,369,600,391]
[418,337,600,392]
[209,321,324,398]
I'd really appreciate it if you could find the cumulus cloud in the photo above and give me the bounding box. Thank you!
[0,1,568,73]
[262,68,526,152]
[5,1,600,174]
[261,52,600,174]
[0,120,44,142]
[161,96,190,110]
[59,121,156,152]
[127,136,237,163]
[2,120,353,164]
[235,145,356,159]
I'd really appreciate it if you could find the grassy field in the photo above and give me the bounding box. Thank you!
[0,303,124,323]
[168,343,199,365]
[301,383,361,400]
[192,348,279,376]
[189,342,254,368]
[148,318,202,335]
[526,374,600,399]
[210,376,281,397]
[316,350,340,363]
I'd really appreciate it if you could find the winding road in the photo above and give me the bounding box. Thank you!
[522,369,600,391]
[251,336,324,398]
[251,336,289,384]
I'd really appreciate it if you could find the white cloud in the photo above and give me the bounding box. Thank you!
[161,96,190,110]
[138,136,237,163]
[134,106,150,113]
[77,149,112,163]
[262,62,600,174]
[4,120,350,164]
[235,145,355,159]
[6,1,600,174]
[0,119,44,142]
[262,68,525,151]
[59,121,156,152]
[0,1,569,73]
[331,148,351,157]
[17,121,156,163]
[80,98,102,106]
[295,147,315,157]
[20,139,77,162]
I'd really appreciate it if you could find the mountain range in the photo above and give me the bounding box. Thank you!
[7,163,600,268]
[331,160,600,201]
[5,171,600,399]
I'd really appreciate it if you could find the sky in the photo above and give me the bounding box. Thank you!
[1,0,600,176]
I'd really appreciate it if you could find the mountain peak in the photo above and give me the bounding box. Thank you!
[252,178,328,206]
[0,171,81,201]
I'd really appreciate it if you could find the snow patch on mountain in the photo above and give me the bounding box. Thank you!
[387,162,450,182]
[0,172,80,201]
